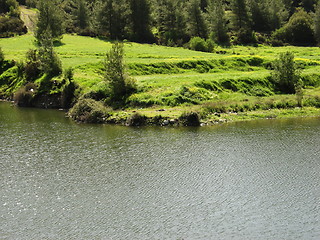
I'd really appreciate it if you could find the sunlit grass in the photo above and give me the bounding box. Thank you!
[1,34,320,123]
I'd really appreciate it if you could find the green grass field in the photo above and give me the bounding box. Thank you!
[1,34,320,124]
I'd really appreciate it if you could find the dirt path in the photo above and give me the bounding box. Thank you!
[19,6,37,33]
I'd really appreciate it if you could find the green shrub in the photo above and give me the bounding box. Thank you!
[24,49,41,81]
[272,51,300,94]
[0,47,4,63]
[205,39,215,52]
[68,98,110,123]
[189,37,208,52]
[234,28,257,44]
[221,79,239,91]
[126,112,147,126]
[194,80,222,92]
[249,86,274,97]
[13,83,37,107]
[304,96,320,107]
[272,9,315,45]
[0,16,27,37]
[179,111,201,126]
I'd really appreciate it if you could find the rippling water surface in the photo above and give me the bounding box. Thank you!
[1,102,320,239]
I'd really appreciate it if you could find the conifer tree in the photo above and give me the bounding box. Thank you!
[38,29,62,76]
[104,42,136,104]
[231,0,250,30]
[35,0,65,42]
[314,1,320,44]
[98,0,131,39]
[186,0,207,38]
[130,0,153,42]
[75,0,89,29]
[152,0,187,45]
[206,0,229,44]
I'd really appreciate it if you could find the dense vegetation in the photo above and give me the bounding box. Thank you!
[1,1,320,125]
[2,0,320,46]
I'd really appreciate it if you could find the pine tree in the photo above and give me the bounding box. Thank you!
[314,1,320,44]
[206,0,229,44]
[231,0,250,30]
[38,29,62,76]
[104,42,136,104]
[75,0,89,29]
[98,0,131,39]
[35,0,65,42]
[152,0,187,45]
[186,0,207,38]
[130,0,154,42]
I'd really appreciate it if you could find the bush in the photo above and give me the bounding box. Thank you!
[0,47,4,63]
[179,111,201,126]
[13,83,37,107]
[249,86,274,97]
[235,28,257,44]
[272,51,300,94]
[272,9,315,45]
[0,16,27,37]
[61,68,77,108]
[24,49,41,81]
[189,37,208,52]
[126,112,147,126]
[68,98,110,123]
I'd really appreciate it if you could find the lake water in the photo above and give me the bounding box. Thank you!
[1,101,319,239]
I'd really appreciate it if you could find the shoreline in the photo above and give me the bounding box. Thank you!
[2,99,319,126]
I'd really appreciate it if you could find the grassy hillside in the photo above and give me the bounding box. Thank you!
[1,34,320,125]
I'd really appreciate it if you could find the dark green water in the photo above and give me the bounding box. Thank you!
[1,101,320,239]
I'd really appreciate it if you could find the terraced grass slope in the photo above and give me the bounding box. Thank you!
[1,34,320,123]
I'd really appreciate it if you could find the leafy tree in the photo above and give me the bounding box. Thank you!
[206,0,229,44]
[104,42,136,104]
[35,0,65,42]
[272,8,315,45]
[272,51,301,94]
[0,0,19,14]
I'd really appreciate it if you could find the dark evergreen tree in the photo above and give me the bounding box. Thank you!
[35,0,65,42]
[206,0,229,44]
[38,29,62,76]
[130,0,154,42]
[249,0,288,32]
[75,0,89,29]
[186,0,207,38]
[98,0,131,39]
[152,0,187,45]
[231,0,250,30]
[313,1,320,44]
